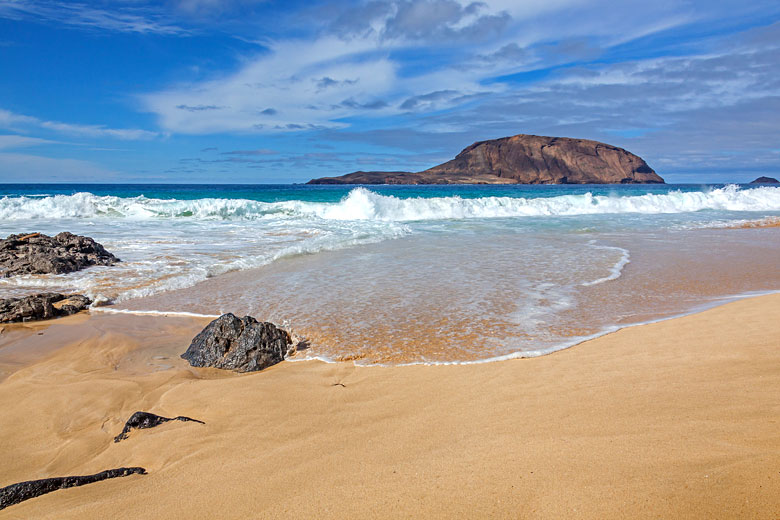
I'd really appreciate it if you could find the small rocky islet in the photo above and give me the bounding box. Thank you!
[308,133,665,185]
[749,176,779,184]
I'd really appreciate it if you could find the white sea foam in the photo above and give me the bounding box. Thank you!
[0,218,410,303]
[306,185,780,221]
[393,288,780,367]
[2,184,779,222]
[582,243,631,286]
[90,307,220,318]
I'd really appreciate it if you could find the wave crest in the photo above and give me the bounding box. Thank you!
[2,185,779,222]
[315,185,780,221]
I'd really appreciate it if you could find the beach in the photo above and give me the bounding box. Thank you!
[1,293,778,518]
[1,183,779,517]
[4,0,780,516]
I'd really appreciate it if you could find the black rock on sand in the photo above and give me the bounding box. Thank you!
[0,232,119,278]
[114,411,204,443]
[0,293,91,323]
[0,468,146,511]
[181,313,293,372]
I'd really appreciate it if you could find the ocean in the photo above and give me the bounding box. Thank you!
[1,183,779,364]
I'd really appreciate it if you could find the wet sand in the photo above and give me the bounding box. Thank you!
[1,294,779,518]
[729,217,780,228]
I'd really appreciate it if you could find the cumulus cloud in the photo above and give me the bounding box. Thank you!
[381,0,510,42]
[325,0,513,43]
[141,30,499,134]
[140,0,727,136]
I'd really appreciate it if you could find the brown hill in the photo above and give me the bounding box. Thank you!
[308,134,663,184]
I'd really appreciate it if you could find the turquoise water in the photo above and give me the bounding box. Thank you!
[0,182,751,202]
[1,183,779,363]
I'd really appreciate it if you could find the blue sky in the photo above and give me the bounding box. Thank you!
[1,0,779,183]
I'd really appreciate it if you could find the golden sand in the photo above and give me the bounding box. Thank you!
[1,294,779,519]
[729,217,780,228]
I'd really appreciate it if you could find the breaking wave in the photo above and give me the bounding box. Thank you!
[2,184,779,222]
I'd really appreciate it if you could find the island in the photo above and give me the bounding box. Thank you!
[308,134,664,185]
[749,176,779,184]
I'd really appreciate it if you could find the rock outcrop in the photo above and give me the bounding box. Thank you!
[114,411,204,443]
[308,134,663,185]
[0,467,146,511]
[0,232,119,278]
[181,313,292,372]
[749,176,779,184]
[0,293,91,323]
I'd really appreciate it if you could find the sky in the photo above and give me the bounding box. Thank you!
[1,0,779,183]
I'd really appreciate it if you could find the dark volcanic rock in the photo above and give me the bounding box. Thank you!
[308,171,418,184]
[0,232,119,278]
[114,411,204,442]
[308,134,664,185]
[181,313,292,372]
[0,467,146,511]
[0,293,91,323]
[749,176,779,184]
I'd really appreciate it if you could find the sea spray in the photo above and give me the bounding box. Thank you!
[2,184,780,222]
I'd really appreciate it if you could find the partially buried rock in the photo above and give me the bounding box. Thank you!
[181,313,292,372]
[114,411,204,442]
[0,232,119,278]
[0,293,91,323]
[0,467,146,511]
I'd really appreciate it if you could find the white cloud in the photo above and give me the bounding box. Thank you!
[0,0,186,34]
[139,0,723,135]
[0,108,159,140]
[173,0,268,16]
[142,32,501,134]
[0,134,58,149]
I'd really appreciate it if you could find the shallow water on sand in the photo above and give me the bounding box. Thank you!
[2,183,779,364]
[113,226,780,364]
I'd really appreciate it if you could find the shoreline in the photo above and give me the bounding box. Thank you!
[1,293,779,518]
[94,285,780,368]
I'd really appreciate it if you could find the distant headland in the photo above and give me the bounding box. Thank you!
[308,134,664,185]
[749,176,779,184]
